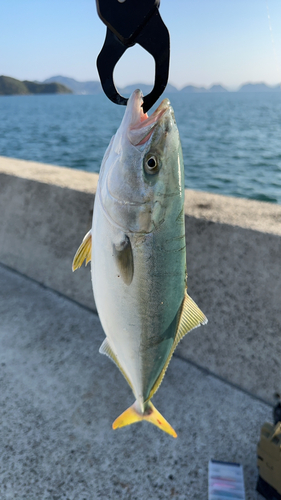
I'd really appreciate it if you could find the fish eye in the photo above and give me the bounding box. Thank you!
[144,155,159,174]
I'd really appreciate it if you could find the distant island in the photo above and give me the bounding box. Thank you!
[1,75,281,96]
[43,76,228,94]
[43,77,281,95]
[238,82,281,92]
[0,76,72,95]
[43,76,101,95]
[180,84,228,93]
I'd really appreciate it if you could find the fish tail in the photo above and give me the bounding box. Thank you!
[112,400,177,438]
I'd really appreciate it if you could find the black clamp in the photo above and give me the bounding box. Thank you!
[96,0,170,113]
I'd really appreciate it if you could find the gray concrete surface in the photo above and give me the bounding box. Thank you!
[0,156,280,405]
[184,189,281,236]
[0,264,271,499]
[0,157,97,310]
[179,217,281,405]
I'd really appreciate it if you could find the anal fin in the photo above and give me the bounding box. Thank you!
[72,230,92,271]
[147,291,207,401]
[99,338,133,391]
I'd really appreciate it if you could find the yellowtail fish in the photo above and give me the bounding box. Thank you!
[73,90,207,437]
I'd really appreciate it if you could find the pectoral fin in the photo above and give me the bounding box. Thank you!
[147,292,207,400]
[72,230,92,271]
[112,400,177,438]
[113,234,133,286]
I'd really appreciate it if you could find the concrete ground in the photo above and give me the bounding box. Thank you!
[0,264,272,500]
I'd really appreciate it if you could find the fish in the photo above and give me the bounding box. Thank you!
[72,90,207,438]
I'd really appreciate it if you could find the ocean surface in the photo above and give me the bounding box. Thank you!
[1,92,281,204]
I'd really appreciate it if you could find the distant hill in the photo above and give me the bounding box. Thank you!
[0,76,72,95]
[43,76,102,95]
[4,75,281,96]
[43,77,178,95]
[209,84,228,93]
[41,76,281,94]
[0,76,28,95]
[181,84,228,93]
[181,85,206,93]
[238,82,281,92]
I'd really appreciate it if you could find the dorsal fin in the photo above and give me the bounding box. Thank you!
[99,338,133,390]
[147,292,207,401]
[174,292,207,345]
[72,230,92,271]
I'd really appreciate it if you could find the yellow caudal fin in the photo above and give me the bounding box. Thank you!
[112,401,177,438]
[72,230,92,271]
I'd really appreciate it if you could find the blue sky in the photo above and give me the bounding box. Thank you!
[1,0,281,89]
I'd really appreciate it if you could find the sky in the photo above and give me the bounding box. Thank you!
[1,0,281,90]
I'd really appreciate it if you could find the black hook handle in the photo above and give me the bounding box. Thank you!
[97,28,128,107]
[96,0,170,113]
[136,9,170,113]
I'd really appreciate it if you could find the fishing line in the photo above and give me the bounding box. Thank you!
[266,0,281,86]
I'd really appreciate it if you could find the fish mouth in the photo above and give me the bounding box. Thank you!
[127,90,170,146]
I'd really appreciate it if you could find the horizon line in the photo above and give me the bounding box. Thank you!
[42,76,281,92]
[2,74,281,92]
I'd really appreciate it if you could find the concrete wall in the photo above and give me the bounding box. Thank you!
[1,156,281,404]
[0,157,97,309]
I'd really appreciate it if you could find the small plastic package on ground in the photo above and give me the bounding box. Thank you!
[208,460,245,500]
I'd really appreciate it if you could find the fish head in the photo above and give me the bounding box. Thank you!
[99,89,184,233]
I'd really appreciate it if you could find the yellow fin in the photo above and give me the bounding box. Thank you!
[147,292,207,401]
[175,292,208,344]
[112,400,177,438]
[72,230,92,271]
[99,338,133,391]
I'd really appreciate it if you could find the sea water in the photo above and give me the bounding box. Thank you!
[0,92,281,203]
